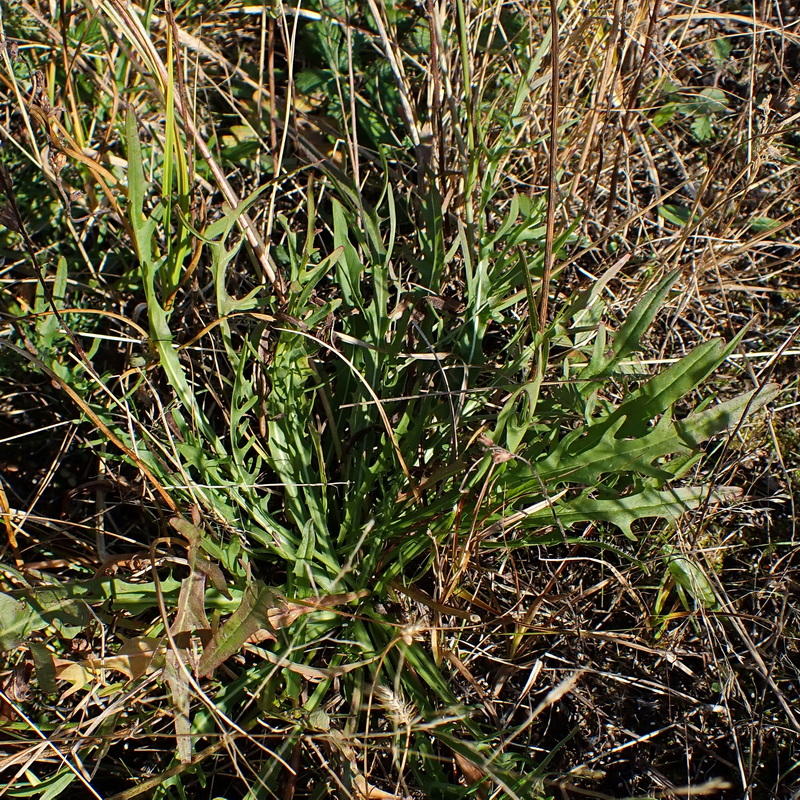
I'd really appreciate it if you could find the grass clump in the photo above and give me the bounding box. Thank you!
[0,1,798,799]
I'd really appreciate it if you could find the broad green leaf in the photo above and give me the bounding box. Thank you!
[691,114,713,141]
[197,580,278,677]
[481,485,741,541]
[697,87,729,112]
[711,38,733,65]
[530,384,777,489]
[613,336,740,438]
[29,641,58,694]
[535,413,683,485]
[0,593,47,651]
[0,592,47,651]
[653,101,677,128]
[24,587,89,639]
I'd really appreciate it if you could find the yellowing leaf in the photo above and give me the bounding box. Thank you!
[87,637,166,680]
[53,658,92,700]
[353,775,400,799]
[54,637,166,700]
[267,590,369,630]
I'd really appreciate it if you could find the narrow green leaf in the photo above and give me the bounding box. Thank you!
[556,485,741,539]
[658,204,695,226]
[36,256,68,350]
[125,106,156,264]
[7,769,75,799]
[666,551,718,608]
[332,198,365,310]
[610,270,680,366]
[125,105,145,225]
[746,217,781,233]
[676,384,779,447]
[581,270,680,386]
[29,641,58,694]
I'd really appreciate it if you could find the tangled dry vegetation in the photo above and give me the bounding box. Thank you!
[0,1,799,798]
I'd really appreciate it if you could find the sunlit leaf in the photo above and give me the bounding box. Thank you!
[0,593,47,652]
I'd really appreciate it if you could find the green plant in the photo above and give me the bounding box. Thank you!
[653,83,730,143]
[0,1,792,798]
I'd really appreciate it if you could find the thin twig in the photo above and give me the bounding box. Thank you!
[540,0,559,333]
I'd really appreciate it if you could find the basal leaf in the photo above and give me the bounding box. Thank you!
[29,641,57,694]
[555,485,742,539]
[24,587,90,639]
[0,593,47,652]
[581,270,679,385]
[613,337,736,438]
[197,580,278,677]
[676,384,779,447]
